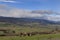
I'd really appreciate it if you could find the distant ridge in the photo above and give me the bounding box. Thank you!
[0,16,60,25]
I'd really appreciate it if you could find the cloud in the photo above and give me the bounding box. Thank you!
[0,0,17,3]
[6,8,43,18]
[32,10,59,15]
[45,15,60,21]
[0,4,7,9]
[3,1,17,3]
[0,4,60,21]
[0,5,44,18]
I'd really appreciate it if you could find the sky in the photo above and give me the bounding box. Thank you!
[0,0,60,21]
[0,0,60,11]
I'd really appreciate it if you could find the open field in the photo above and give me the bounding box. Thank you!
[0,27,59,40]
[0,23,60,40]
[0,34,60,40]
[0,26,53,34]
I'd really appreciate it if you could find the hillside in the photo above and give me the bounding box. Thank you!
[0,16,59,24]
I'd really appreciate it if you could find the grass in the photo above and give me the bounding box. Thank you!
[0,24,60,40]
[0,34,60,40]
[0,26,52,33]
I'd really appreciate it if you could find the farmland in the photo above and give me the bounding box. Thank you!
[0,22,60,40]
[0,26,60,40]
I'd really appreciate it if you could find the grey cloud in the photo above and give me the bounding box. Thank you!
[7,8,43,18]
[0,4,8,9]
[0,4,60,21]
[0,6,44,18]
[32,10,59,15]
[0,5,40,18]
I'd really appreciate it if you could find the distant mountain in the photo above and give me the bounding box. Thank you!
[0,16,60,25]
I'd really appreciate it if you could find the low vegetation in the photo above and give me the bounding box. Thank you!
[0,34,60,40]
[0,23,60,40]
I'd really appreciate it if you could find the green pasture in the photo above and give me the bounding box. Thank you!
[0,34,60,40]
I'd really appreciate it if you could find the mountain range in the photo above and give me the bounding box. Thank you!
[0,16,60,25]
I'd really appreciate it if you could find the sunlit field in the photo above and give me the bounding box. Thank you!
[0,26,59,40]
[0,34,60,40]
